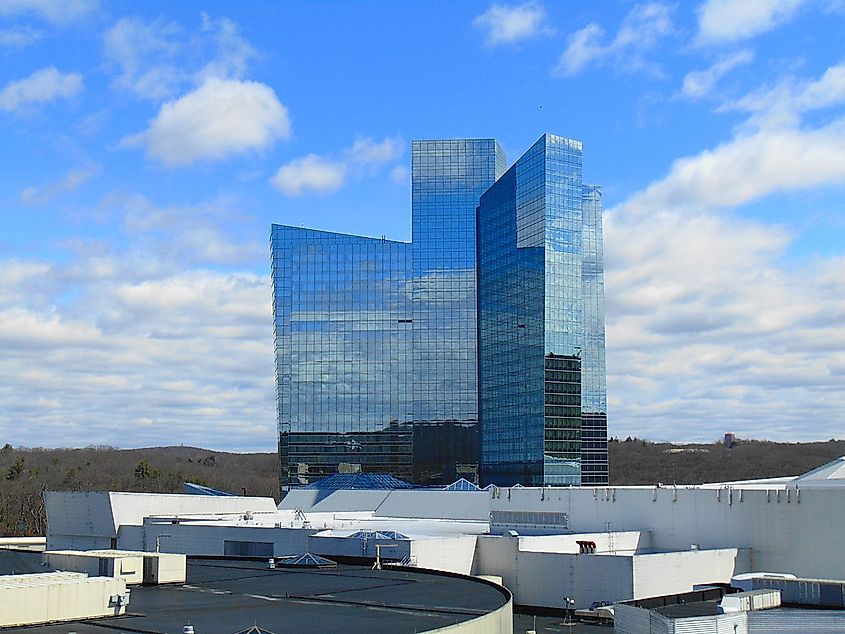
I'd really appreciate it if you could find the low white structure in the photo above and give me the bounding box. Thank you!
[475,531,749,609]
[42,457,845,611]
[720,589,781,612]
[613,590,845,634]
[43,549,186,585]
[45,491,277,551]
[0,571,128,628]
[0,537,45,552]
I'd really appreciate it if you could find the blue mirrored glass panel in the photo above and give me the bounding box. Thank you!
[271,226,413,485]
[478,134,606,487]
[580,185,609,485]
[410,139,505,483]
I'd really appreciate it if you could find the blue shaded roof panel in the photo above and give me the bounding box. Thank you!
[183,482,235,496]
[444,478,480,491]
[303,473,415,490]
[277,553,337,568]
[347,530,409,541]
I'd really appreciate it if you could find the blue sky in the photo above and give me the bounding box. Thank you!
[1,0,844,450]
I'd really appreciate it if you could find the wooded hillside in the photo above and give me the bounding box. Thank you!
[0,444,277,536]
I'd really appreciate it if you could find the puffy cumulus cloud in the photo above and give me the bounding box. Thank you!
[604,61,845,441]
[0,26,42,47]
[196,14,257,83]
[0,260,51,305]
[117,193,264,266]
[104,14,256,101]
[621,121,845,215]
[0,189,276,449]
[473,1,553,47]
[0,266,275,450]
[722,60,845,129]
[681,49,754,99]
[696,0,810,45]
[271,154,346,196]
[123,77,291,167]
[0,0,97,25]
[104,17,185,101]
[271,135,404,197]
[0,66,82,112]
[391,164,409,186]
[20,163,100,205]
[347,136,404,166]
[555,2,674,77]
[0,307,103,349]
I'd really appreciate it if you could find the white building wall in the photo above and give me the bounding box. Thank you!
[472,536,518,588]
[410,536,478,575]
[515,552,633,609]
[492,486,845,579]
[517,531,649,554]
[142,521,315,557]
[632,549,750,600]
[472,535,633,609]
[46,491,278,551]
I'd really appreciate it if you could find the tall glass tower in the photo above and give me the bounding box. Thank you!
[580,184,609,485]
[270,227,413,486]
[272,133,608,489]
[477,134,587,486]
[410,140,506,483]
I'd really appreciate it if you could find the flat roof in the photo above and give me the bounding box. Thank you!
[654,600,722,618]
[3,556,508,633]
[0,550,48,576]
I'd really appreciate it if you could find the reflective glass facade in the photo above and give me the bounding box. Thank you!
[273,133,608,489]
[411,139,505,483]
[477,134,607,487]
[580,185,609,485]
[271,226,413,485]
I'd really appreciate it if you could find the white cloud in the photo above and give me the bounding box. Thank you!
[20,163,100,205]
[0,26,42,47]
[473,1,552,46]
[196,14,257,82]
[117,193,263,265]
[0,188,276,449]
[0,66,82,111]
[605,61,845,441]
[622,122,845,215]
[271,135,404,197]
[0,0,97,25]
[681,49,754,99]
[391,164,409,186]
[104,14,258,101]
[555,3,674,76]
[123,77,291,167]
[271,154,346,196]
[723,60,845,128]
[347,136,404,165]
[104,17,185,101]
[0,265,275,450]
[696,0,810,44]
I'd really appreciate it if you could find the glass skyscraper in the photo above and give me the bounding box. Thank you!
[272,133,607,489]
